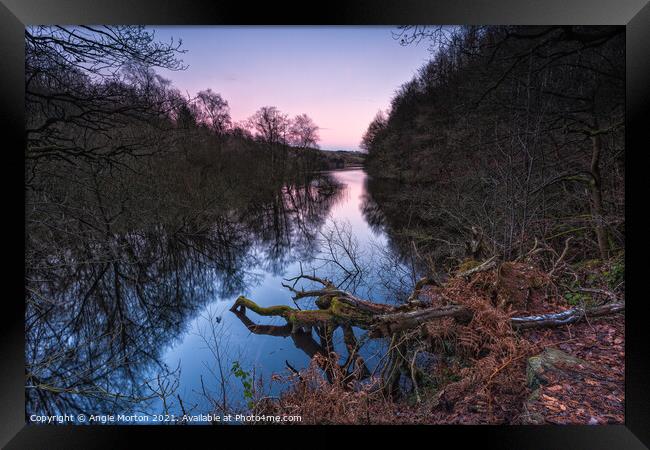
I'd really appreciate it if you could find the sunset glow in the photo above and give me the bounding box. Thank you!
[153,26,433,150]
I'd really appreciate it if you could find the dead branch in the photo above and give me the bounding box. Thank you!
[577,287,619,303]
[456,255,498,278]
[548,236,573,277]
[232,289,623,337]
[511,301,624,330]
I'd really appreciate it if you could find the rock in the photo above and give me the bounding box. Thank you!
[526,348,591,390]
[523,410,546,425]
[524,348,593,424]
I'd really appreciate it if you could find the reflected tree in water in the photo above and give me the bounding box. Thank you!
[26,163,343,417]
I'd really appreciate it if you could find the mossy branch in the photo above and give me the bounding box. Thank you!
[230,296,296,318]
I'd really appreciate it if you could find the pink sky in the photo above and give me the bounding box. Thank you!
[153,27,434,151]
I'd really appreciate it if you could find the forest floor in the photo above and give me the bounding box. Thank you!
[519,314,624,424]
[256,259,625,425]
[413,259,624,425]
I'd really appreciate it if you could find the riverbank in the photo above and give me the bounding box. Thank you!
[311,149,366,170]
[242,256,624,424]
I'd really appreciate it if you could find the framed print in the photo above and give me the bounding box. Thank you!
[1,0,648,448]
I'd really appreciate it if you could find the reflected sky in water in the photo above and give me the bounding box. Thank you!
[25,167,410,420]
[163,168,393,413]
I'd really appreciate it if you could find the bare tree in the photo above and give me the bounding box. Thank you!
[196,89,231,135]
[246,106,291,176]
[288,113,320,149]
[26,26,186,168]
[246,106,290,145]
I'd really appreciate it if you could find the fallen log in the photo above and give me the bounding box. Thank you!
[230,267,625,341]
[373,304,472,336]
[510,301,625,330]
[231,292,624,336]
[230,277,624,399]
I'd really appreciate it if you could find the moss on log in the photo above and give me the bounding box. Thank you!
[231,292,624,337]
[230,296,296,317]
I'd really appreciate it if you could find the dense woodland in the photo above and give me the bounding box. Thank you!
[362,25,624,268]
[25,26,625,425]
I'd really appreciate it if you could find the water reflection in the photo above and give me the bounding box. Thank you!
[361,174,459,275]
[25,170,345,418]
[163,169,393,416]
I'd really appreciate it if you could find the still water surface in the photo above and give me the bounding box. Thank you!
[26,167,414,421]
[160,168,401,415]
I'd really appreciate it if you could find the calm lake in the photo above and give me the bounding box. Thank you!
[26,165,419,421]
[158,168,405,418]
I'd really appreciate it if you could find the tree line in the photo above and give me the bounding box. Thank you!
[361,25,624,268]
[26,25,324,188]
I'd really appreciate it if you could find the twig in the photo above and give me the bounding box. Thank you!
[285,360,303,381]
[548,237,573,277]
[457,255,498,278]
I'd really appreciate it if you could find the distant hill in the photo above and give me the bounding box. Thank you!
[314,149,366,169]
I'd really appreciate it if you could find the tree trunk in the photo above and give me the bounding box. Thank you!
[231,290,624,337]
[510,301,624,329]
[590,133,609,260]
[230,272,624,399]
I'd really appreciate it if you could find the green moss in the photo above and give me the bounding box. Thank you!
[457,259,480,272]
[332,297,376,325]
[233,294,378,334]
[291,309,333,324]
[233,296,295,316]
[526,355,544,389]
[572,259,602,270]
[604,260,624,288]
[527,348,589,390]
[564,291,593,306]
[315,295,332,309]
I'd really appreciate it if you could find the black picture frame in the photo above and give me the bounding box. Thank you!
[1,1,648,448]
